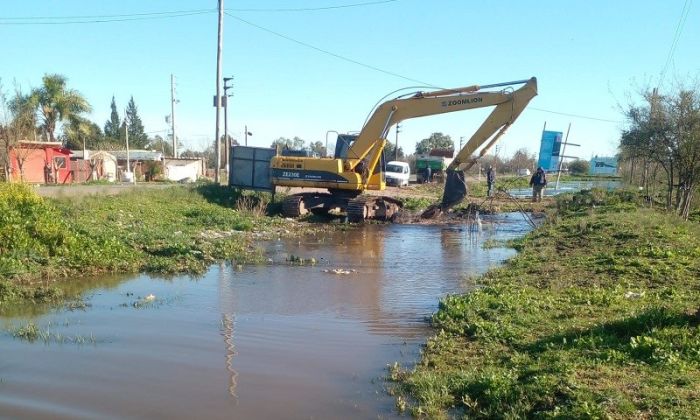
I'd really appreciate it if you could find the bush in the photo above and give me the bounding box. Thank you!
[568,159,590,175]
[0,183,74,258]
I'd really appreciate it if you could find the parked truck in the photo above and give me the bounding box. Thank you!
[415,148,454,183]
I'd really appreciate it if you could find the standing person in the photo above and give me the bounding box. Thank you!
[44,162,52,184]
[424,166,432,184]
[486,165,496,197]
[529,167,547,202]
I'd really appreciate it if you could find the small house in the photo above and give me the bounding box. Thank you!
[70,150,118,182]
[8,141,73,183]
[111,150,164,181]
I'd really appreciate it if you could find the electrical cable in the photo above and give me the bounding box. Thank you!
[227,14,623,125]
[529,107,621,123]
[0,8,214,20]
[0,10,214,25]
[228,0,400,12]
[659,0,693,87]
[225,13,434,86]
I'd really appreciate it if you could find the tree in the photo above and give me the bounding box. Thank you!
[104,96,121,140]
[31,74,91,142]
[62,116,104,150]
[568,159,590,175]
[2,85,38,180]
[150,135,174,157]
[415,132,454,154]
[308,140,326,156]
[504,148,536,173]
[270,136,305,151]
[383,142,405,161]
[125,96,148,149]
[620,84,700,219]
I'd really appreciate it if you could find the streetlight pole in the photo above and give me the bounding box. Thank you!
[394,124,401,160]
[171,74,177,158]
[124,110,134,184]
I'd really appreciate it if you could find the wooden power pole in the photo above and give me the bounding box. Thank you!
[170,74,177,158]
[214,0,224,183]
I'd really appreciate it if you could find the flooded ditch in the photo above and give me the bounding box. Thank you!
[0,213,534,419]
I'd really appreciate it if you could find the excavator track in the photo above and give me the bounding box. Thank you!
[347,195,403,223]
[282,195,308,217]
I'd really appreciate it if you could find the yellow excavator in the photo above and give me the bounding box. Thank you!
[271,77,538,222]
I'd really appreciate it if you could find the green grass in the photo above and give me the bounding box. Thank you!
[10,321,97,344]
[1,182,324,305]
[391,190,700,419]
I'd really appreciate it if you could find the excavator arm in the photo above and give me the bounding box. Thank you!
[347,78,537,198]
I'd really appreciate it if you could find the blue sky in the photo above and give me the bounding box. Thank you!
[1,0,698,159]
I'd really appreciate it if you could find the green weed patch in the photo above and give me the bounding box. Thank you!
[0,183,313,304]
[392,190,700,418]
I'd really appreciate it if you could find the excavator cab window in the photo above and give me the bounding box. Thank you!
[334,134,358,159]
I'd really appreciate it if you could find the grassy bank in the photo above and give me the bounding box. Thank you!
[0,183,317,305]
[391,190,700,418]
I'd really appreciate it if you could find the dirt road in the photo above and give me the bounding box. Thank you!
[35,183,181,198]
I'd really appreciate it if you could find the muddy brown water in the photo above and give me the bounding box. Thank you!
[0,214,533,419]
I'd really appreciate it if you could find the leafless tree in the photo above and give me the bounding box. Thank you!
[620,82,700,219]
[0,83,38,181]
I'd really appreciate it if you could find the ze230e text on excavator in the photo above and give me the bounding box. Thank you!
[270,77,538,222]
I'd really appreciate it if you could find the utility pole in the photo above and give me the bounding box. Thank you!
[394,124,401,160]
[555,123,572,190]
[171,74,177,158]
[125,110,134,184]
[223,77,234,173]
[214,0,224,184]
[245,125,249,146]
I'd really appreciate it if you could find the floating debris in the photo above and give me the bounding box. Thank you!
[323,268,357,275]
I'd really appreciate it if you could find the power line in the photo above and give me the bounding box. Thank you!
[227,13,621,123]
[0,9,214,25]
[228,0,399,12]
[0,0,398,23]
[529,107,621,124]
[0,8,214,20]
[225,13,435,86]
[659,0,693,87]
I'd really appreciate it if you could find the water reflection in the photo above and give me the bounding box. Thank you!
[0,215,532,419]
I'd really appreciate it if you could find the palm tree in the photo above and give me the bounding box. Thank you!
[31,74,91,142]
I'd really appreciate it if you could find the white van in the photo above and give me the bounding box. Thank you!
[385,161,410,187]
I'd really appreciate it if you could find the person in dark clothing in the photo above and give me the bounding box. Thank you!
[529,167,547,202]
[424,166,432,184]
[486,165,495,197]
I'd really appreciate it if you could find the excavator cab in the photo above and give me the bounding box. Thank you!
[333,134,358,159]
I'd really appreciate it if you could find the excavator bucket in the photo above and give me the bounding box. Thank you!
[421,169,467,219]
[441,169,467,208]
